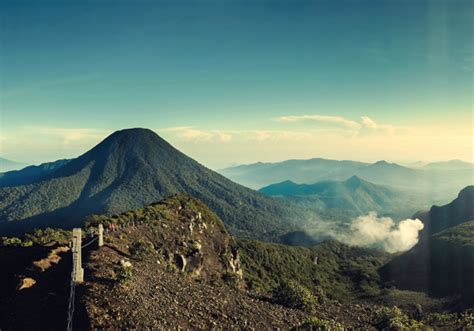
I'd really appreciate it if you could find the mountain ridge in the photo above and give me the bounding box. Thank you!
[259,176,424,217]
[0,128,303,240]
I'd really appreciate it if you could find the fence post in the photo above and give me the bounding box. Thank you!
[72,228,84,283]
[98,224,104,247]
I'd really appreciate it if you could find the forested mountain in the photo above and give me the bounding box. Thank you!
[259,176,425,217]
[0,129,305,240]
[0,159,70,187]
[381,186,474,303]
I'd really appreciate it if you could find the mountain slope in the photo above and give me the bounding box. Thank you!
[259,176,425,217]
[0,159,70,188]
[1,195,469,329]
[0,128,302,240]
[380,186,474,303]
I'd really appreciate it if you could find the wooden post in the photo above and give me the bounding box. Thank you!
[98,224,104,247]
[72,228,84,283]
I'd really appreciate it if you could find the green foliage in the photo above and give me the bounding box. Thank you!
[129,240,155,260]
[273,280,318,312]
[0,236,22,246]
[432,220,474,247]
[222,272,241,289]
[292,317,345,331]
[374,306,428,331]
[237,239,388,301]
[114,263,133,284]
[425,312,474,329]
[24,228,70,245]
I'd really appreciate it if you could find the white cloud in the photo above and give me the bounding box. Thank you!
[160,127,312,144]
[336,212,425,253]
[361,116,378,129]
[275,114,403,136]
[275,114,362,131]
[160,127,233,143]
[0,127,110,163]
[34,127,109,146]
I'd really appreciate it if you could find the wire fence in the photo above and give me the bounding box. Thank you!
[64,218,167,330]
[67,252,77,331]
[81,236,99,249]
[66,232,99,330]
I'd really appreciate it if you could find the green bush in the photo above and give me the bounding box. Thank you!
[0,237,22,247]
[24,228,70,245]
[129,240,155,260]
[274,280,318,312]
[222,272,241,289]
[292,317,345,331]
[114,263,133,284]
[375,306,427,331]
[425,312,474,329]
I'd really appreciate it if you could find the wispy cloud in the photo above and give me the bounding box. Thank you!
[275,115,362,130]
[159,127,315,144]
[33,127,109,146]
[275,114,405,136]
[161,127,232,143]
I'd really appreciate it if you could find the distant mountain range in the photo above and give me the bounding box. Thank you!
[409,159,474,170]
[219,158,473,204]
[0,157,27,173]
[0,159,70,187]
[0,129,305,240]
[381,186,474,303]
[259,176,426,218]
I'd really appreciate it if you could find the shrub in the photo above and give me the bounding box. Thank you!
[374,306,427,331]
[24,228,70,245]
[425,312,474,329]
[0,237,22,247]
[129,240,155,260]
[114,262,133,284]
[292,317,345,331]
[222,272,241,289]
[274,280,318,312]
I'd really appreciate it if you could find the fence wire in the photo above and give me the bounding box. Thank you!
[81,236,98,249]
[67,272,76,331]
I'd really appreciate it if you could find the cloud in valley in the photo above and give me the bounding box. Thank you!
[335,212,424,253]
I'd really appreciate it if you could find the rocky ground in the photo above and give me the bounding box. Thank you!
[1,195,473,330]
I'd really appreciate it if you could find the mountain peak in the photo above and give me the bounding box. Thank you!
[107,127,158,139]
[344,175,368,189]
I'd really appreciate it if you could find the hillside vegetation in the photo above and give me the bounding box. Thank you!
[381,186,474,304]
[0,194,472,330]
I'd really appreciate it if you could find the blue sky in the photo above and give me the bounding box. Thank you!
[0,0,472,168]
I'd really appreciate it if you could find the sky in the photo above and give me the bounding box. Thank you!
[0,0,472,169]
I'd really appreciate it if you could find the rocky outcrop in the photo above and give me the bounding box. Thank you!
[32,246,70,272]
[17,277,36,290]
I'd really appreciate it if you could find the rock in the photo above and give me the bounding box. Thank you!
[120,259,133,268]
[17,277,36,290]
[175,254,187,271]
[33,246,70,272]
